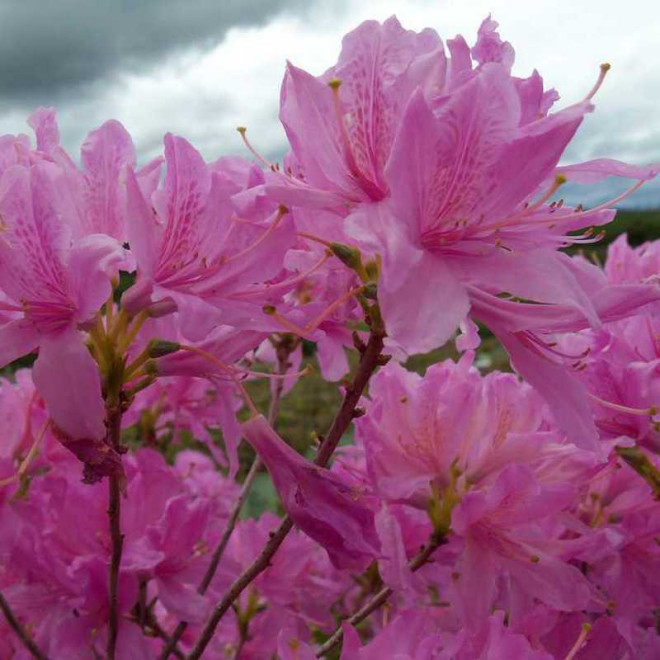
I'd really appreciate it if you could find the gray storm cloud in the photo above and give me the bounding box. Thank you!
[0,0,304,105]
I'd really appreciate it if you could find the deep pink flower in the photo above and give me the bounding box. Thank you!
[243,414,381,570]
[340,609,447,659]
[261,14,660,453]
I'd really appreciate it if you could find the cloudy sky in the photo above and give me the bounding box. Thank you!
[1,0,658,207]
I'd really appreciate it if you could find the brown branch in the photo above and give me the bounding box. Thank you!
[316,532,447,657]
[160,339,295,659]
[0,590,49,660]
[185,324,386,660]
[106,404,124,660]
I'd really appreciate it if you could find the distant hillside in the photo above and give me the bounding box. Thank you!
[602,209,660,246]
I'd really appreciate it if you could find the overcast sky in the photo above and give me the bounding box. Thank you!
[0,0,658,207]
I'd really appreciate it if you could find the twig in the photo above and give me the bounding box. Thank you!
[0,590,49,660]
[185,324,386,660]
[159,339,294,659]
[315,532,447,657]
[106,404,124,660]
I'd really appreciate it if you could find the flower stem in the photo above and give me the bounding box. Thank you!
[315,531,447,657]
[185,322,386,660]
[105,403,124,660]
[0,590,49,659]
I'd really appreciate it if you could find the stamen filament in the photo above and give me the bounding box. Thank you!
[328,79,361,177]
[179,345,260,416]
[584,63,611,101]
[223,205,288,265]
[564,623,592,660]
[265,286,364,338]
[489,175,567,231]
[0,420,51,488]
[303,285,364,332]
[265,308,317,340]
[237,127,277,171]
[230,363,312,381]
[232,253,331,300]
[480,179,646,237]
[297,232,333,248]
[524,176,567,216]
[589,393,658,417]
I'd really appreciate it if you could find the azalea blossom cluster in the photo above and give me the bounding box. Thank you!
[1,15,659,660]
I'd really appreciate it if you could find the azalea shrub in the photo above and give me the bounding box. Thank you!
[1,14,660,660]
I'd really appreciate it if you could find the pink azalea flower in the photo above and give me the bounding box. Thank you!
[449,465,594,631]
[274,16,445,209]
[0,159,125,481]
[263,13,660,451]
[242,414,381,570]
[355,357,594,505]
[556,236,660,451]
[26,107,138,243]
[340,609,447,659]
[573,459,660,648]
[122,134,296,340]
[469,267,660,452]
[269,242,364,381]
[196,513,351,658]
[447,612,554,660]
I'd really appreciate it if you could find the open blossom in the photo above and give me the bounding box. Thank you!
[123,134,296,340]
[449,465,594,631]
[265,14,660,450]
[0,108,138,244]
[273,14,659,351]
[274,16,446,209]
[355,356,596,505]
[0,158,124,480]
